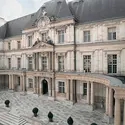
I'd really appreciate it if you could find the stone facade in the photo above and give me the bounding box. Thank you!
[0,1,125,125]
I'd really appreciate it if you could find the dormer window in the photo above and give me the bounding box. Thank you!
[8,42,11,50]
[108,27,116,40]
[17,41,21,49]
[58,30,64,43]
[84,31,90,42]
[28,36,32,47]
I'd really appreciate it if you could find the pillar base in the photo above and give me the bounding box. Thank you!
[48,96,55,101]
[91,104,95,111]
[8,89,14,93]
[21,91,27,96]
[104,114,114,124]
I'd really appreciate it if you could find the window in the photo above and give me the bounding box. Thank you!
[28,36,32,47]
[8,58,11,69]
[28,57,32,70]
[17,41,21,49]
[8,42,11,50]
[58,82,65,93]
[58,56,64,71]
[28,78,33,88]
[108,54,117,73]
[17,58,21,69]
[84,31,90,42]
[83,55,91,73]
[58,30,64,43]
[108,27,116,40]
[41,33,47,42]
[83,83,87,95]
[41,57,47,70]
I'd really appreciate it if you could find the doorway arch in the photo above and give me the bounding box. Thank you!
[42,79,48,95]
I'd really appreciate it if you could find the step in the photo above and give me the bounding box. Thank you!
[0,113,27,125]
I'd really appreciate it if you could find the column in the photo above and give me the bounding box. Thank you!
[20,76,23,91]
[91,82,94,105]
[11,75,14,90]
[124,100,125,125]
[70,79,73,101]
[109,88,113,117]
[36,77,39,94]
[66,79,69,100]
[52,53,53,71]
[9,75,11,89]
[48,78,51,97]
[48,52,50,71]
[87,82,90,104]
[106,87,109,115]
[114,98,121,125]
[37,53,39,70]
[52,78,56,100]
[33,53,35,70]
[22,74,26,92]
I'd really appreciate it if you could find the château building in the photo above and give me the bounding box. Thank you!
[0,0,125,124]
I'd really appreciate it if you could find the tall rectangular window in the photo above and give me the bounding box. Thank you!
[108,54,117,73]
[17,41,21,49]
[28,57,32,70]
[41,33,47,42]
[83,83,87,95]
[28,36,32,47]
[58,56,64,71]
[8,42,11,50]
[83,55,91,73]
[17,58,21,69]
[58,82,65,93]
[8,58,11,69]
[84,31,90,42]
[108,27,116,40]
[41,57,47,71]
[58,30,64,43]
[28,78,33,88]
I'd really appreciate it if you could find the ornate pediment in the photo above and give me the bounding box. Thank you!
[33,41,53,49]
[37,16,50,29]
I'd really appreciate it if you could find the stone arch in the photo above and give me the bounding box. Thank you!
[40,78,49,95]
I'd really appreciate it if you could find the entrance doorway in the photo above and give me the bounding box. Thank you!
[42,79,48,95]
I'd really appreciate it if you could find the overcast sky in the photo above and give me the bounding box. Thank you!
[0,0,72,21]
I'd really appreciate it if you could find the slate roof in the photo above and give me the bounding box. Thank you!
[24,0,73,29]
[1,0,125,39]
[69,0,125,23]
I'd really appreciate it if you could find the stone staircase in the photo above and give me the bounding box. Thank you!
[0,112,27,125]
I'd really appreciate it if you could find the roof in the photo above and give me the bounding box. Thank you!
[24,0,73,29]
[1,0,125,38]
[57,72,125,87]
[5,14,33,38]
[69,0,125,23]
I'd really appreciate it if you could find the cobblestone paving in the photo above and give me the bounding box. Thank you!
[0,91,113,125]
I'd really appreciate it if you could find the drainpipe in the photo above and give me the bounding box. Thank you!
[53,31,56,101]
[73,23,77,104]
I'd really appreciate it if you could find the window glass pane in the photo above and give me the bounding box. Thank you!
[108,54,117,73]
[108,27,116,40]
[58,82,65,93]
[58,30,64,43]
[83,55,91,72]
[58,56,64,71]
[42,57,47,70]
[28,36,32,46]
[84,31,90,42]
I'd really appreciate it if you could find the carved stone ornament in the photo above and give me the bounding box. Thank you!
[37,16,50,29]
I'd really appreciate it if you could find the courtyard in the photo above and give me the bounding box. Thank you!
[0,91,113,125]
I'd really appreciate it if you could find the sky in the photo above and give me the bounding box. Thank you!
[0,0,72,21]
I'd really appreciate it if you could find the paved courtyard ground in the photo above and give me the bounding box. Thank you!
[0,91,113,125]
